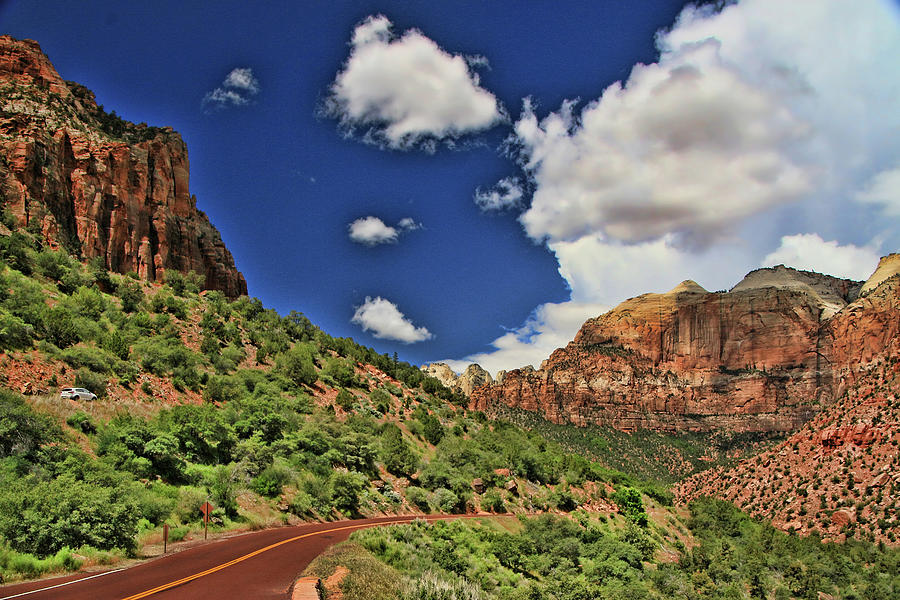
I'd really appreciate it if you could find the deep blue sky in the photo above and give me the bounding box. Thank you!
[3,1,897,373]
[0,0,689,362]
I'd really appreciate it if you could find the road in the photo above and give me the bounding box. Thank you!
[0,515,464,600]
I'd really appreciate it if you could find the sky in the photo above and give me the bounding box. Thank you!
[2,0,899,375]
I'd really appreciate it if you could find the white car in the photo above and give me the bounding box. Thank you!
[60,387,97,401]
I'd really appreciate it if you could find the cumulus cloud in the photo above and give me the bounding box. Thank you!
[474,177,524,211]
[325,14,503,149]
[348,216,420,246]
[762,234,881,281]
[203,67,260,110]
[513,40,812,246]
[351,296,433,343]
[455,0,900,374]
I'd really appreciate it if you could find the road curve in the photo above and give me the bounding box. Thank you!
[0,515,469,600]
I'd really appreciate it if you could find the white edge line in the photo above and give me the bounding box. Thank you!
[0,568,125,599]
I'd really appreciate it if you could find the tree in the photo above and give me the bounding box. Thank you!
[277,344,317,387]
[117,279,144,312]
[331,471,366,514]
[380,424,418,477]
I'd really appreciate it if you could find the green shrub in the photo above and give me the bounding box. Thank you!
[331,471,367,514]
[0,390,61,459]
[433,488,460,513]
[117,279,144,312]
[0,308,33,349]
[0,474,138,556]
[73,369,107,398]
[613,487,648,527]
[481,490,505,513]
[60,344,117,373]
[406,486,430,511]
[277,344,318,387]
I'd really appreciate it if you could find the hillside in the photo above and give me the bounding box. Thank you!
[0,225,661,583]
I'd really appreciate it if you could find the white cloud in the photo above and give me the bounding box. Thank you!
[348,216,420,246]
[397,217,421,231]
[203,67,260,110]
[856,165,900,216]
[444,301,607,376]
[513,39,812,246]
[762,234,881,281]
[352,296,433,343]
[474,177,523,211]
[454,0,900,374]
[325,15,503,149]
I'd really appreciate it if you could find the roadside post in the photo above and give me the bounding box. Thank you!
[200,501,214,540]
[163,523,169,553]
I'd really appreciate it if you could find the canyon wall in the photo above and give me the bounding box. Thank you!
[472,263,897,433]
[0,36,246,297]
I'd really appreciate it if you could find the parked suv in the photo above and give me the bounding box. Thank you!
[60,387,97,401]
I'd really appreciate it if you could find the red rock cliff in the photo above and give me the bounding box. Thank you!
[470,264,895,434]
[0,36,247,297]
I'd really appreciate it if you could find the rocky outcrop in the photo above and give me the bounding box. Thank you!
[471,263,897,434]
[0,36,247,297]
[420,362,493,397]
[860,253,900,297]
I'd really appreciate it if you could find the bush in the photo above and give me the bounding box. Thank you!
[117,279,144,312]
[336,389,355,411]
[613,487,648,527]
[380,425,418,477]
[331,471,367,514]
[0,474,138,556]
[482,490,505,513]
[73,369,107,398]
[0,308,33,350]
[0,390,61,459]
[277,344,318,387]
[406,486,430,511]
[433,488,460,513]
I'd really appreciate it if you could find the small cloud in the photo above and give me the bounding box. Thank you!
[398,217,420,231]
[474,176,523,211]
[761,234,881,281]
[203,67,260,111]
[348,216,420,245]
[351,296,433,343]
[324,14,503,150]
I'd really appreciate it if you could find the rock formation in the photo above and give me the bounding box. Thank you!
[0,36,247,297]
[421,362,493,397]
[472,263,897,434]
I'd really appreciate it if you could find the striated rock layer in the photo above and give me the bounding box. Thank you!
[472,263,897,434]
[0,36,247,297]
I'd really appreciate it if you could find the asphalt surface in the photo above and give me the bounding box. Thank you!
[0,515,462,600]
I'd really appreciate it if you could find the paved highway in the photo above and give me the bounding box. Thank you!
[0,515,465,600]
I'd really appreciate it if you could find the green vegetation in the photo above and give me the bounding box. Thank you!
[310,500,899,600]
[0,214,897,594]
[493,405,780,483]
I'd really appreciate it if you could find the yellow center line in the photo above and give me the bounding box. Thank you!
[119,517,420,600]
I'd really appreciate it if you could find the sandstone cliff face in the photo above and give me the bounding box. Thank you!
[0,36,247,297]
[675,280,900,544]
[470,264,893,434]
